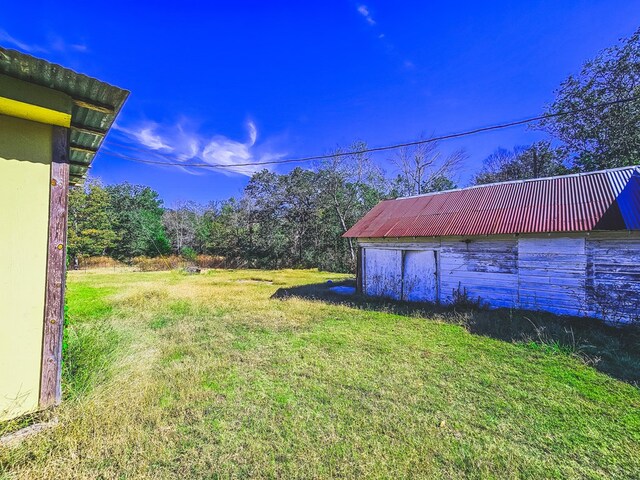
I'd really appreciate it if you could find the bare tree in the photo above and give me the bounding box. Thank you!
[163,200,201,253]
[318,141,387,264]
[392,137,465,196]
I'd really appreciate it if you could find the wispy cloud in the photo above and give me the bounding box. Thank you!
[354,4,416,70]
[357,5,376,26]
[0,29,48,53]
[48,35,89,54]
[132,124,174,151]
[0,28,88,54]
[112,119,286,177]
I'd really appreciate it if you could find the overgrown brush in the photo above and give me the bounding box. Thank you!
[130,255,185,271]
[194,255,226,268]
[130,255,229,271]
[76,255,123,269]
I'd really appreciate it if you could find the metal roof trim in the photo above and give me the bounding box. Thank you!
[0,48,129,186]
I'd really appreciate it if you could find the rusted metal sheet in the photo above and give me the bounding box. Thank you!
[344,167,640,238]
[0,48,129,185]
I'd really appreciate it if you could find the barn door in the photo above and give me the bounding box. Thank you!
[402,250,437,302]
[363,248,402,299]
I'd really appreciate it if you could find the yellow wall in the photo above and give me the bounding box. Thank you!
[0,115,52,420]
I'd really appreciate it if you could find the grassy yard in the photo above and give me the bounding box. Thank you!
[1,269,639,479]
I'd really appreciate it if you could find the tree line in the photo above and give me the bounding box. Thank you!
[68,28,640,272]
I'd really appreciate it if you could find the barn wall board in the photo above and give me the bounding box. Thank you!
[363,248,403,299]
[518,237,587,316]
[440,238,519,308]
[586,233,640,322]
[403,250,437,302]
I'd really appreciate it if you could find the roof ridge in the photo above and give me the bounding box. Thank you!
[398,165,640,200]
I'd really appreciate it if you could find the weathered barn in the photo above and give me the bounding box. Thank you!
[0,48,127,421]
[344,167,640,322]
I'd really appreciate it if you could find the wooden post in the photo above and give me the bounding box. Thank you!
[39,126,70,408]
[356,246,363,294]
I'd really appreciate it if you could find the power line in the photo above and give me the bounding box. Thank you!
[102,95,638,170]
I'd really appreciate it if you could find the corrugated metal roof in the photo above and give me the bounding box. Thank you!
[0,48,129,184]
[344,166,640,238]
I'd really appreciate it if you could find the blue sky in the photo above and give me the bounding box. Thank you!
[1,1,638,204]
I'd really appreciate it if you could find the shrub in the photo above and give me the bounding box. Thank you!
[451,283,488,310]
[180,246,198,262]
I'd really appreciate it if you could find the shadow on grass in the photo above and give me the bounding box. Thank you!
[272,280,640,386]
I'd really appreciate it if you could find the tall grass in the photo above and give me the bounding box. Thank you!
[62,320,122,400]
[59,283,125,399]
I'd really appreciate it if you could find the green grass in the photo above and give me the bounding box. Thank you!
[1,268,639,479]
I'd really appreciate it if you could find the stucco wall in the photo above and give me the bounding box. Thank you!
[0,115,52,420]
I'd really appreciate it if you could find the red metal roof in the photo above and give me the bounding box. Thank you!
[344,166,640,238]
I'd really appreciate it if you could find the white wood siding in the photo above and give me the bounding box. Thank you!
[402,250,437,302]
[359,232,640,322]
[439,238,518,308]
[363,248,402,300]
[586,233,640,322]
[518,237,587,316]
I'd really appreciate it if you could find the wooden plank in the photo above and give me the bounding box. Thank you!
[593,264,640,274]
[69,160,91,168]
[70,145,98,155]
[39,126,70,409]
[519,253,588,262]
[357,241,441,250]
[70,123,107,138]
[516,235,591,316]
[586,235,640,321]
[595,272,640,282]
[519,237,585,254]
[358,237,444,247]
[356,247,363,294]
[517,275,585,287]
[0,418,58,447]
[517,265,587,275]
[72,98,115,114]
[587,231,640,241]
